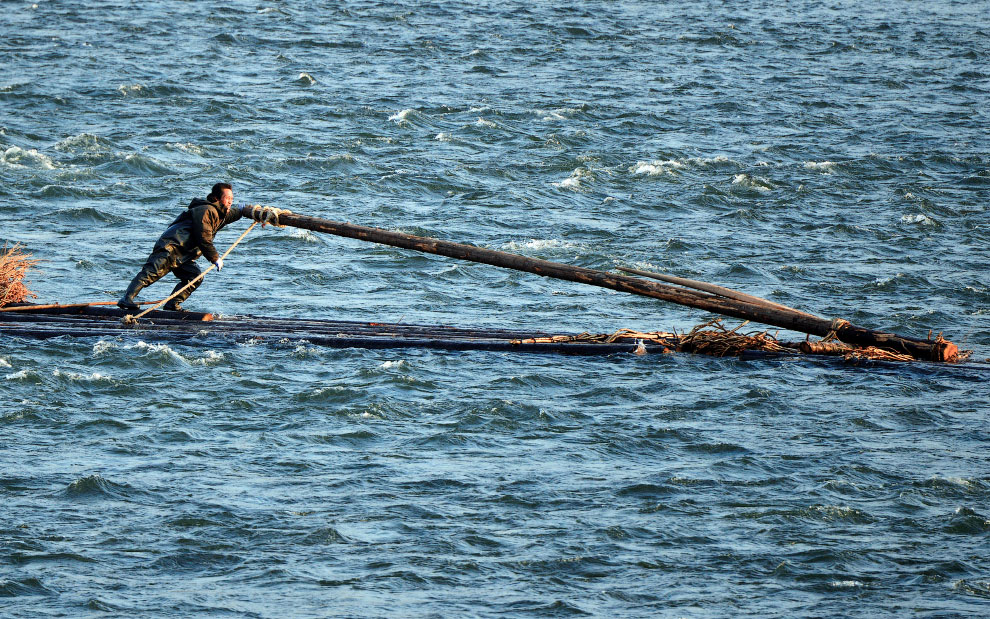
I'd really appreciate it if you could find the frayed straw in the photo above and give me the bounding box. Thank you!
[677,318,791,357]
[0,243,40,308]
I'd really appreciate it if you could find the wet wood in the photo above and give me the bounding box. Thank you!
[616,267,820,318]
[0,311,662,356]
[2,303,213,321]
[0,300,161,313]
[242,206,958,361]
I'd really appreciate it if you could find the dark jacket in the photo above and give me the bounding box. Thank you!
[154,197,242,264]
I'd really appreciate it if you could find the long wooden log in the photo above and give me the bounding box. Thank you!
[0,300,162,313]
[241,206,958,362]
[1,303,213,321]
[616,266,821,319]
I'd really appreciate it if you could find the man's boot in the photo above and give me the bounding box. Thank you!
[117,276,145,311]
[118,250,171,311]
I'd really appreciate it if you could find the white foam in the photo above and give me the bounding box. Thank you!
[732,174,773,192]
[297,72,316,85]
[434,132,451,142]
[292,342,318,357]
[126,341,186,363]
[55,133,109,152]
[552,168,590,190]
[165,142,206,155]
[191,350,225,366]
[381,360,407,369]
[53,369,111,382]
[874,273,902,287]
[535,106,583,122]
[631,160,684,176]
[5,369,36,381]
[501,239,574,252]
[900,213,936,226]
[475,117,497,128]
[93,340,117,356]
[389,109,414,123]
[687,155,731,166]
[117,84,144,95]
[829,580,864,589]
[804,160,836,172]
[2,146,55,169]
[288,228,320,243]
[0,357,11,368]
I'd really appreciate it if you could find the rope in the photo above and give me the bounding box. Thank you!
[248,204,291,227]
[821,318,851,343]
[123,221,258,325]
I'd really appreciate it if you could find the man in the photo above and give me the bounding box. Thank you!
[118,182,242,312]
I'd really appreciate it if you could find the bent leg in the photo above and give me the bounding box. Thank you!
[118,249,176,310]
[163,260,203,310]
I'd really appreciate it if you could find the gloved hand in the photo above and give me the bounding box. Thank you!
[213,258,224,272]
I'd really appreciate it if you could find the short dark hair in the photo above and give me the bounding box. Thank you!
[209,182,233,201]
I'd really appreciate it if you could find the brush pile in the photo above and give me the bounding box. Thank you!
[0,244,39,308]
[677,319,792,357]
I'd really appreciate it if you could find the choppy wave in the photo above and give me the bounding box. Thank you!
[2,146,55,169]
[4,369,41,382]
[52,369,112,382]
[54,133,116,153]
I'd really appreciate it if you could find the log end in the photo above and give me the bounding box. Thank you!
[933,340,958,363]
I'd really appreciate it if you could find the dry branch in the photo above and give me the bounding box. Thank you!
[0,244,40,307]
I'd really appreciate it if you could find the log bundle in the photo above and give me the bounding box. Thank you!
[0,305,668,356]
[241,206,959,362]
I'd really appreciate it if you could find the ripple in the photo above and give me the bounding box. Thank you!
[64,474,141,502]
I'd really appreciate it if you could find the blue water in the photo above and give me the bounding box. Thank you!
[2,1,989,616]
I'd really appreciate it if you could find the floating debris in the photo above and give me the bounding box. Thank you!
[0,244,40,307]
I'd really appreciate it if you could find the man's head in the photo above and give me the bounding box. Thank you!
[209,182,233,208]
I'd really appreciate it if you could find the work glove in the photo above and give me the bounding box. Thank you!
[213,258,224,272]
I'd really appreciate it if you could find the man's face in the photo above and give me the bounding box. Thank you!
[219,188,233,208]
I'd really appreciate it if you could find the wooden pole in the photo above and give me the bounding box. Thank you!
[0,300,161,313]
[616,266,821,319]
[240,206,958,362]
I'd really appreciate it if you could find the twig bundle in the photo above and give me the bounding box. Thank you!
[677,319,792,357]
[0,244,40,307]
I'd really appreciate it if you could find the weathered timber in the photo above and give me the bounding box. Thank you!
[0,313,665,356]
[3,303,213,321]
[616,267,820,319]
[242,206,958,361]
[0,300,161,312]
